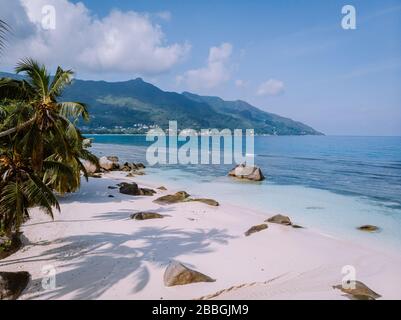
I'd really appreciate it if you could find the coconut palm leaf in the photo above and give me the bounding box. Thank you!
[24,173,60,217]
[42,160,76,192]
[49,66,73,97]
[15,58,50,98]
[58,102,90,121]
[0,78,34,101]
[0,181,28,234]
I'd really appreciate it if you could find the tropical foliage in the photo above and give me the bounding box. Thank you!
[0,57,98,236]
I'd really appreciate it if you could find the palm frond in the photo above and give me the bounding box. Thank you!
[0,78,34,101]
[49,67,74,97]
[24,173,60,218]
[58,102,89,121]
[0,181,28,233]
[43,160,74,175]
[43,160,74,185]
[76,157,89,181]
[15,58,50,98]
[78,148,99,166]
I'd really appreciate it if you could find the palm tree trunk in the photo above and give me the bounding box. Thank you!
[0,117,36,138]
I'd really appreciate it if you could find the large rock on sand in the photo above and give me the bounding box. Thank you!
[266,214,292,226]
[0,272,30,300]
[107,156,119,163]
[99,156,114,171]
[164,261,215,287]
[121,162,146,172]
[244,224,268,236]
[81,160,97,174]
[119,182,156,196]
[82,138,92,148]
[99,156,120,171]
[228,164,265,181]
[333,281,381,300]
[131,212,165,220]
[154,191,190,204]
[136,163,146,169]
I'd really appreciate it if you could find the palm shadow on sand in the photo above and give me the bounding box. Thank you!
[18,226,234,299]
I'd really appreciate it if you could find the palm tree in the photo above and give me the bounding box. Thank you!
[0,59,98,235]
[0,59,90,170]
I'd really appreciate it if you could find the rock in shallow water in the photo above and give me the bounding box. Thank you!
[228,164,265,181]
[357,225,380,232]
[245,224,268,236]
[119,182,156,196]
[131,212,165,220]
[88,173,102,178]
[333,281,381,300]
[0,272,30,300]
[163,261,215,287]
[119,182,141,195]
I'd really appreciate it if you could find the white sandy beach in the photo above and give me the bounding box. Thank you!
[1,171,401,300]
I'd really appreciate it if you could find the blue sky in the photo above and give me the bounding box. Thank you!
[1,0,400,135]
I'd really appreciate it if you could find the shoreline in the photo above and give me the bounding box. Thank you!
[1,170,401,299]
[129,166,401,256]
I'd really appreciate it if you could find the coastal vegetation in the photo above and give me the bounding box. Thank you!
[0,51,97,238]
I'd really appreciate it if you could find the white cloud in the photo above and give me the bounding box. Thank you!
[0,0,189,76]
[257,79,285,96]
[177,42,233,90]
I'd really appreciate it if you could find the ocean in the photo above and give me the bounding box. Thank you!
[86,135,401,251]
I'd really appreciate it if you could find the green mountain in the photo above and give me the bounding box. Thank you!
[0,72,322,135]
[182,92,322,135]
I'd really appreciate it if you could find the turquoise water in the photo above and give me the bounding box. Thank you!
[87,135,401,251]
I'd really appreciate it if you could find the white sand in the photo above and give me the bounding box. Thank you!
[1,171,401,300]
